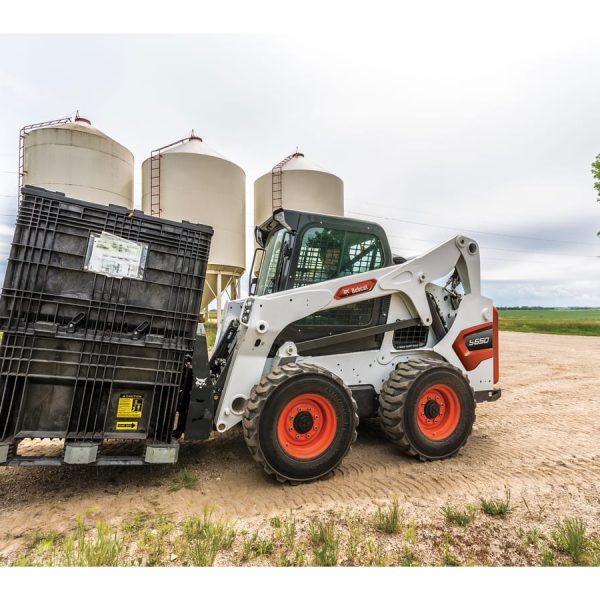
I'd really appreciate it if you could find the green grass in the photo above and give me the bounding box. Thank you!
[242,533,275,560]
[551,517,588,565]
[480,487,513,517]
[181,507,235,566]
[374,498,402,533]
[204,321,217,349]
[169,468,199,492]
[441,505,474,527]
[499,309,600,336]
[308,518,339,566]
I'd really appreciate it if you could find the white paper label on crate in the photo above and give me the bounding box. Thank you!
[85,232,148,280]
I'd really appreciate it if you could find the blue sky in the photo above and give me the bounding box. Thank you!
[0,27,599,305]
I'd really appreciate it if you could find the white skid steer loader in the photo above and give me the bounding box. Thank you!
[205,209,500,483]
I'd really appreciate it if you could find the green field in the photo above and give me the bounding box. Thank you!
[499,309,600,336]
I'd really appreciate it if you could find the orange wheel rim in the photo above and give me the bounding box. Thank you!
[416,384,461,440]
[277,393,337,459]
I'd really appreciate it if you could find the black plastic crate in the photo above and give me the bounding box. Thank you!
[0,186,213,343]
[0,332,186,443]
[0,187,214,449]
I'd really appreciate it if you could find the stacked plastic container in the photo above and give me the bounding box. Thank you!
[0,186,212,464]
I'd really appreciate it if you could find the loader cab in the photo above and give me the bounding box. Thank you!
[254,209,393,296]
[253,210,394,356]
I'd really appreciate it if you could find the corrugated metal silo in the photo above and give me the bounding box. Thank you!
[22,114,134,208]
[141,133,246,320]
[254,152,344,228]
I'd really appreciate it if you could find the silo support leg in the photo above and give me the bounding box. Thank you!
[216,272,222,324]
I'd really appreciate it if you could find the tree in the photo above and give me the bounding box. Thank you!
[592,153,600,201]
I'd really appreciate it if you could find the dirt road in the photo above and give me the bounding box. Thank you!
[1,331,599,561]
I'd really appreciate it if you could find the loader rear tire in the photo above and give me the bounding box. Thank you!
[243,362,358,484]
[378,358,475,460]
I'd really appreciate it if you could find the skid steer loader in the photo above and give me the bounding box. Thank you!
[0,187,499,483]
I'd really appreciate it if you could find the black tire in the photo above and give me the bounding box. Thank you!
[242,362,358,484]
[378,357,475,460]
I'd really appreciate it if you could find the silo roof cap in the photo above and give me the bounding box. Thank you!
[280,153,335,174]
[162,136,227,160]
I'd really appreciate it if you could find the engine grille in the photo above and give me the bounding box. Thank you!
[392,325,429,350]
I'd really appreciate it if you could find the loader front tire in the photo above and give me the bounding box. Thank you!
[243,363,358,484]
[379,358,475,460]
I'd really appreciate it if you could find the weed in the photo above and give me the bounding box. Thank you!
[182,506,235,566]
[405,521,418,545]
[169,468,199,492]
[137,515,175,565]
[121,512,151,535]
[480,487,513,517]
[309,518,336,546]
[31,530,63,549]
[398,546,421,566]
[442,505,473,527]
[270,516,282,529]
[366,539,388,566]
[63,516,123,566]
[282,512,297,549]
[242,532,275,560]
[552,518,588,565]
[279,549,306,566]
[309,518,339,566]
[525,528,544,546]
[442,533,460,566]
[312,540,338,566]
[374,498,401,534]
[346,517,365,564]
[542,549,555,566]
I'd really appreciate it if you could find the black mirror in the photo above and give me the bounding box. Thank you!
[249,277,258,296]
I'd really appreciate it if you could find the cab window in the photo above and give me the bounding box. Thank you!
[292,226,384,288]
[256,228,286,295]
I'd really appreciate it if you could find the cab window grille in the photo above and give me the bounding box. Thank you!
[293,227,384,288]
[393,325,429,350]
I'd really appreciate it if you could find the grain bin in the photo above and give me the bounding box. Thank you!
[254,152,344,228]
[21,114,134,208]
[141,133,246,320]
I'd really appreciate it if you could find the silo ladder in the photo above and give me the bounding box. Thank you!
[18,116,73,207]
[271,152,302,213]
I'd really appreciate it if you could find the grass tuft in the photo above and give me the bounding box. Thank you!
[552,517,588,565]
[182,506,235,566]
[242,532,275,560]
[169,468,199,492]
[442,505,473,527]
[480,487,513,517]
[374,498,401,533]
[309,518,339,566]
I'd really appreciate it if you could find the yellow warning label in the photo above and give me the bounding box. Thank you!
[116,421,138,431]
[117,394,143,419]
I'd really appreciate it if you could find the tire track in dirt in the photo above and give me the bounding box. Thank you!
[0,331,599,537]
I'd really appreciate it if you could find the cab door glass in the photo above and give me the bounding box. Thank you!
[256,229,286,295]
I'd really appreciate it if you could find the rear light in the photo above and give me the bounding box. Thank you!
[493,306,499,384]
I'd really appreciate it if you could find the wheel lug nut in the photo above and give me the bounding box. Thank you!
[314,426,318,430]
[295,434,300,439]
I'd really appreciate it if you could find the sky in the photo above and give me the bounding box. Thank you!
[1,9,599,306]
